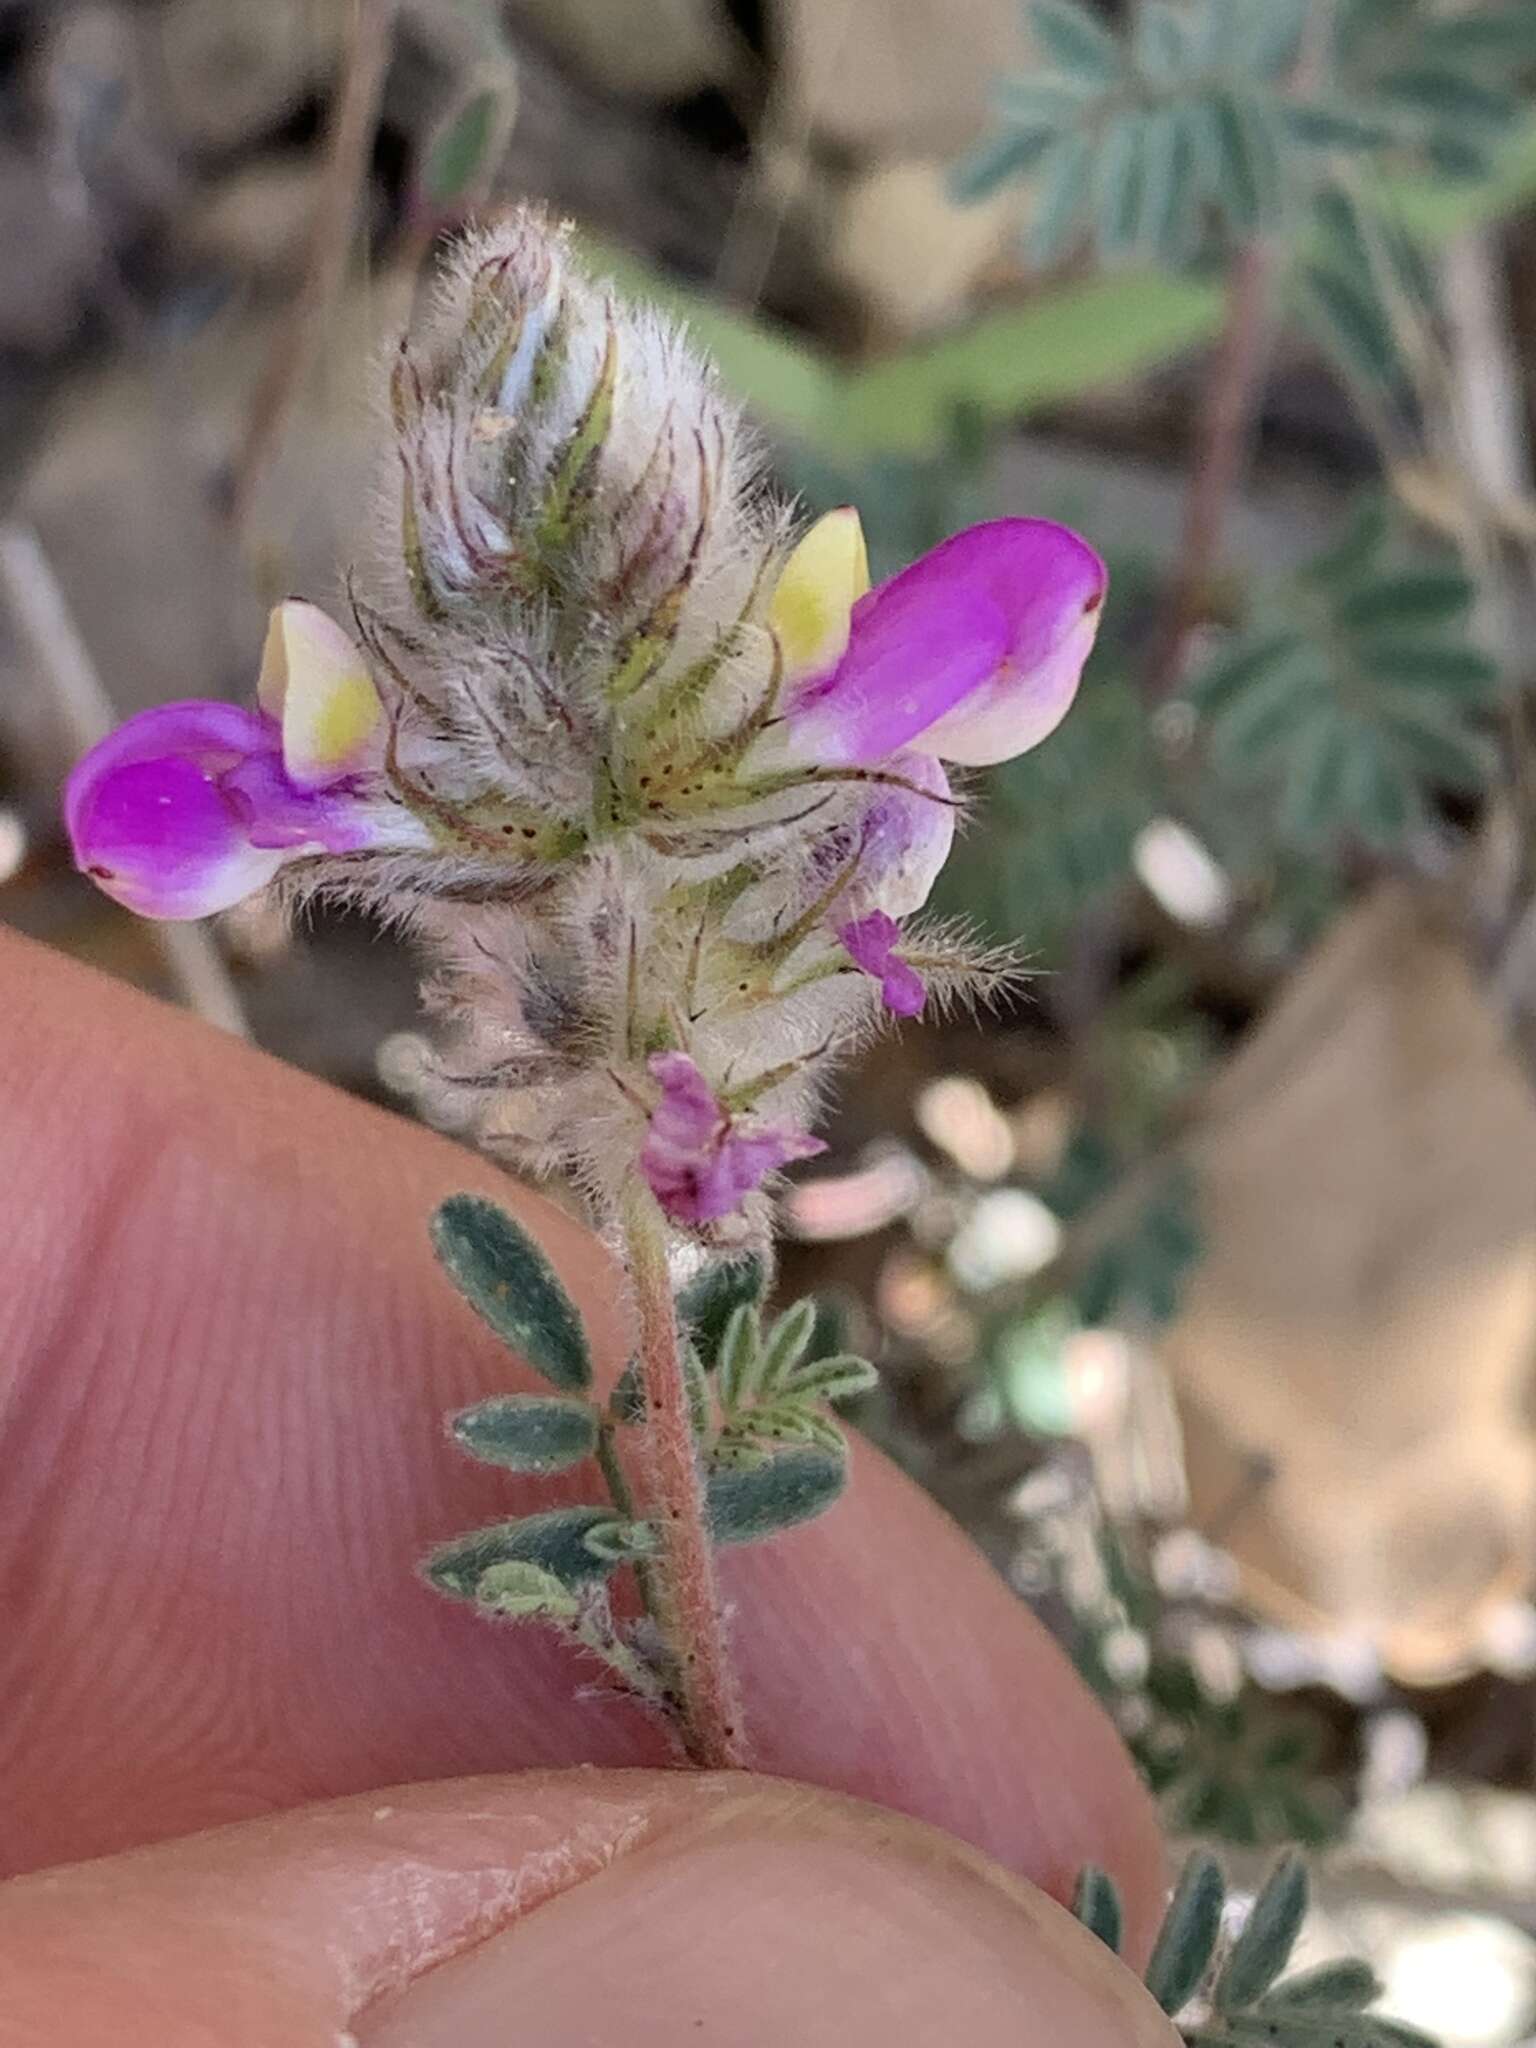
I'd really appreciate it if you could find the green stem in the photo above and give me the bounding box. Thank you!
[618,1180,748,1769]
[595,1415,638,1517]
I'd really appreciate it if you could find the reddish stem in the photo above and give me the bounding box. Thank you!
[1145,241,1275,702]
[620,1181,748,1769]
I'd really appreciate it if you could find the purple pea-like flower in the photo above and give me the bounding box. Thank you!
[641,1052,825,1226]
[64,602,423,920]
[782,517,1106,770]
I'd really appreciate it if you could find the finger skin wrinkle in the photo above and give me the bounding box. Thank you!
[0,1778,667,2045]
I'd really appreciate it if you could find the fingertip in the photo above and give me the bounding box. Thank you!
[0,1770,1170,2046]
[357,1775,1175,2048]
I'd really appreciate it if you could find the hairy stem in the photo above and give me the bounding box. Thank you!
[618,1180,748,1769]
[1145,240,1275,703]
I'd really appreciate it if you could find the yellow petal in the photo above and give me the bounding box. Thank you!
[769,507,871,681]
[258,601,381,789]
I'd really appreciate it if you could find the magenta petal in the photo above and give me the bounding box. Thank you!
[784,518,1106,769]
[69,751,284,919]
[724,754,953,948]
[64,700,275,845]
[642,1052,825,1226]
[839,910,927,1018]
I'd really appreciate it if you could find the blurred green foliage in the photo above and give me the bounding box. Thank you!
[1075,1848,1431,2043]
[584,6,1536,460]
[1191,501,1499,852]
[959,0,1536,262]
[1041,1517,1345,1850]
[1044,1131,1202,1326]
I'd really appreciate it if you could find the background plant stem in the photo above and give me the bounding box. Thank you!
[229,0,401,534]
[619,1181,748,1769]
[1145,240,1275,703]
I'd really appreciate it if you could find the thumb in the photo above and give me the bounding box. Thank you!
[0,1772,1176,2048]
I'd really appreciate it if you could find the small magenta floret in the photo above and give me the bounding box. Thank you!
[640,1053,827,1225]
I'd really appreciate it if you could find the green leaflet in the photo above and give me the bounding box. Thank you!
[1145,1853,1225,2014]
[450,1394,598,1475]
[473,1560,581,1620]
[430,1195,592,1392]
[1030,129,1096,266]
[1134,2,1192,86]
[1335,570,1476,634]
[424,1504,622,1600]
[1215,1854,1309,2010]
[777,1354,881,1403]
[1094,109,1150,263]
[1029,0,1124,86]
[755,1297,819,1392]
[1262,1960,1383,2009]
[716,1302,764,1414]
[948,123,1061,204]
[416,79,515,219]
[1070,1864,1124,1953]
[706,1446,847,1545]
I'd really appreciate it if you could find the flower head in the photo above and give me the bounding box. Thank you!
[641,1053,825,1226]
[64,210,1101,1231]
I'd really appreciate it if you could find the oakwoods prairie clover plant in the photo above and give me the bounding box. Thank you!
[64,208,1103,1771]
[57,204,1442,2047]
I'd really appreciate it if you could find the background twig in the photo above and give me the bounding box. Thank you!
[0,522,248,1035]
[229,0,402,533]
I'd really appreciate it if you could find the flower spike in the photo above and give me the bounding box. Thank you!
[64,212,1100,1228]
